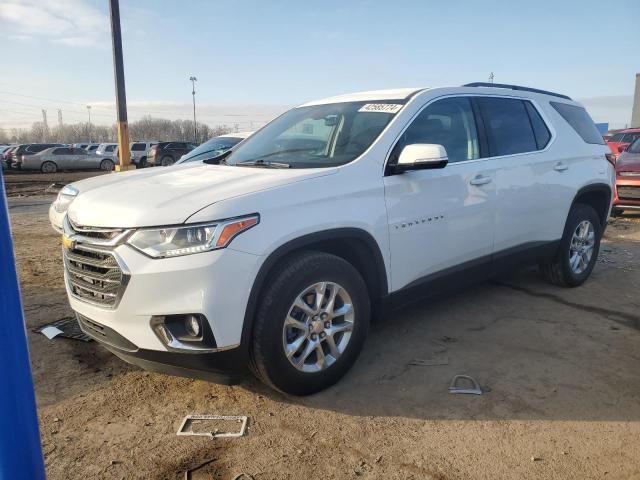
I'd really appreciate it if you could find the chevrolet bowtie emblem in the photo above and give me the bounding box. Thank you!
[62,234,75,250]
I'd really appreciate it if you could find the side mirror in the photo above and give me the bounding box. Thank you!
[393,144,448,173]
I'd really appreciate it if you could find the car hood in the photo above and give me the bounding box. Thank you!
[67,163,337,228]
[615,152,640,173]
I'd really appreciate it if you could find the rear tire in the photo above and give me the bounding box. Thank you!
[100,159,114,171]
[540,203,601,287]
[250,252,370,395]
[41,161,57,173]
[161,156,174,166]
[139,156,147,168]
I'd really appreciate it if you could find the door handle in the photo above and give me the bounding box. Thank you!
[469,175,492,186]
[554,162,569,172]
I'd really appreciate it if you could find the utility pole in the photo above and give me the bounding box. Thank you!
[488,72,495,83]
[57,110,63,142]
[109,0,132,170]
[190,76,197,143]
[41,109,48,142]
[86,105,92,143]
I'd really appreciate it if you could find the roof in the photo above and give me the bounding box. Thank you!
[619,127,640,133]
[299,87,425,107]
[219,131,254,139]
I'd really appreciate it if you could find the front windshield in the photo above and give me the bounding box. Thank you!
[178,137,243,164]
[628,138,640,154]
[224,101,404,168]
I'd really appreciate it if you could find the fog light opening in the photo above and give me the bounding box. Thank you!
[185,314,201,338]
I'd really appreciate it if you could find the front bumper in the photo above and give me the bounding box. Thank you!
[66,240,262,359]
[613,176,640,209]
[77,312,246,382]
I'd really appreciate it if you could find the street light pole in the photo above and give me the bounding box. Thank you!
[190,76,197,143]
[87,105,92,143]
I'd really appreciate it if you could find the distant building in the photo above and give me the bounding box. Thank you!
[632,73,640,127]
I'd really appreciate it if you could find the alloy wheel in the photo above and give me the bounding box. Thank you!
[282,281,355,373]
[569,220,595,274]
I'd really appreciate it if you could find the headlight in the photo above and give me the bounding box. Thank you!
[127,214,259,258]
[54,185,79,213]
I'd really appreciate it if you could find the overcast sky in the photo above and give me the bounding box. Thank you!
[0,0,638,131]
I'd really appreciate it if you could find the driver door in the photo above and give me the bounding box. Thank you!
[383,96,496,294]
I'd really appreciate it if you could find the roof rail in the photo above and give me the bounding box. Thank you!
[463,82,572,100]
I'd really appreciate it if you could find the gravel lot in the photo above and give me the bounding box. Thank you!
[5,170,640,479]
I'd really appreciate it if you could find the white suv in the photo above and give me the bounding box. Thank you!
[51,83,614,395]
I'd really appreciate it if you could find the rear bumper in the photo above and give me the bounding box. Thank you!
[77,312,247,383]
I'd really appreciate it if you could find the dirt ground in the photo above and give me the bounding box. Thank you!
[5,170,640,479]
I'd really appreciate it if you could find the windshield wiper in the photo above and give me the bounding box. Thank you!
[236,159,290,168]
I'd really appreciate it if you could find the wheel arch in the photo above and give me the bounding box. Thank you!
[240,228,389,350]
[572,183,612,227]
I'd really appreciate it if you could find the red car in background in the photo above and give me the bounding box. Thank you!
[612,137,640,216]
[606,128,640,157]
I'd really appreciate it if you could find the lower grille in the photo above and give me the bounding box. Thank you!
[618,186,640,200]
[64,245,126,308]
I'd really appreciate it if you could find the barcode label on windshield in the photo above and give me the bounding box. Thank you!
[358,104,403,114]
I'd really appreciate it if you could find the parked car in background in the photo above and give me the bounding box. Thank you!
[95,143,118,159]
[612,137,640,216]
[2,146,17,168]
[129,141,157,167]
[147,141,197,166]
[606,128,640,157]
[24,146,115,173]
[51,83,614,395]
[176,132,253,165]
[85,144,100,153]
[12,143,65,169]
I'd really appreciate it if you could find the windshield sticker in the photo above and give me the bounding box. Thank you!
[358,103,403,114]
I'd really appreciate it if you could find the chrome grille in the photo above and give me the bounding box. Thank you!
[64,244,126,308]
[618,186,640,200]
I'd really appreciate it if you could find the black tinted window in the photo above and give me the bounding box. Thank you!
[477,98,537,156]
[28,145,49,153]
[524,102,551,149]
[105,145,115,152]
[53,148,70,155]
[131,143,146,151]
[550,102,604,145]
[610,133,624,142]
[392,97,479,163]
[622,133,640,144]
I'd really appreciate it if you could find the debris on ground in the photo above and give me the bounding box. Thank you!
[449,375,483,395]
[408,356,449,366]
[33,317,92,342]
[177,415,249,438]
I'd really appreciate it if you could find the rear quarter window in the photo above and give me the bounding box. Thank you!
[550,102,604,145]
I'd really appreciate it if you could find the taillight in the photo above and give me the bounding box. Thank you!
[605,153,616,166]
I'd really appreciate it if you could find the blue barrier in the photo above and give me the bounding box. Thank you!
[0,168,46,480]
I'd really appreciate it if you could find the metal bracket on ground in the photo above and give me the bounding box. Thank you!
[177,415,248,438]
[449,375,483,395]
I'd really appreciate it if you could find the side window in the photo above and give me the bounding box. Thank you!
[549,102,605,145]
[53,148,70,155]
[131,143,146,151]
[622,133,640,144]
[392,97,479,163]
[477,97,537,156]
[524,102,551,149]
[105,145,115,152]
[610,133,625,142]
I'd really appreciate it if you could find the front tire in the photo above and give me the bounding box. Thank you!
[251,252,370,395]
[161,156,174,167]
[540,203,601,287]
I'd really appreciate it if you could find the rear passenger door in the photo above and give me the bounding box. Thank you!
[475,96,556,253]
[52,147,73,169]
